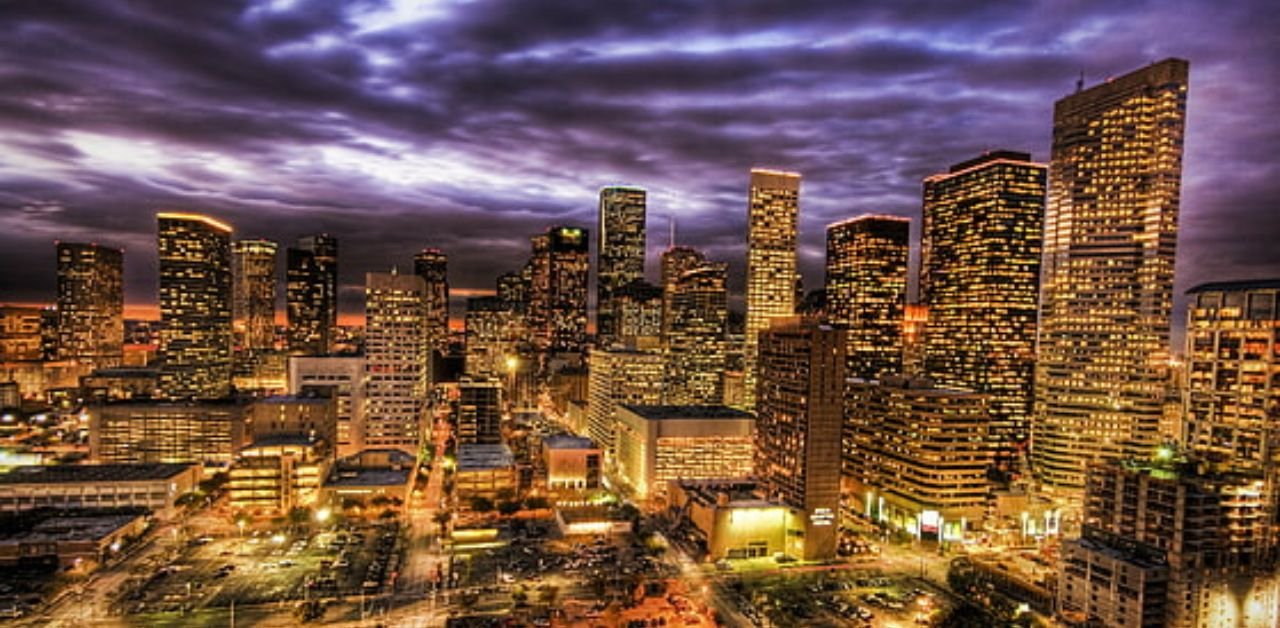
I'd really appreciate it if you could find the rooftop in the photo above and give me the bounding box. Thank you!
[326,467,412,487]
[0,509,147,543]
[543,435,596,450]
[0,463,196,485]
[621,405,754,421]
[457,443,514,471]
[1186,278,1280,294]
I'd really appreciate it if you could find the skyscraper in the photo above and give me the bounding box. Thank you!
[744,169,801,410]
[755,317,844,561]
[922,151,1046,474]
[287,234,338,355]
[608,281,663,348]
[231,239,278,352]
[597,186,647,346]
[1033,58,1189,492]
[1184,280,1280,475]
[413,248,450,357]
[157,212,233,399]
[528,226,589,355]
[364,270,428,454]
[55,242,124,366]
[660,246,707,345]
[586,347,665,456]
[666,262,729,405]
[824,215,910,380]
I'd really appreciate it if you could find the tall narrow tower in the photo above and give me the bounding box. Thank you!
[597,186,647,347]
[824,215,910,381]
[56,242,124,367]
[232,238,278,352]
[1033,59,1189,491]
[157,212,233,399]
[744,169,801,410]
[414,248,449,382]
[287,234,338,355]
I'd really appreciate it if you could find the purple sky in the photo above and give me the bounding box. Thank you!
[1,1,1277,329]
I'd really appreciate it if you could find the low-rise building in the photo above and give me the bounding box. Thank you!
[614,405,754,503]
[288,355,367,457]
[246,394,338,454]
[0,463,200,517]
[89,400,250,466]
[455,443,515,500]
[321,449,416,510]
[0,508,150,570]
[542,434,602,500]
[668,479,799,560]
[228,436,329,513]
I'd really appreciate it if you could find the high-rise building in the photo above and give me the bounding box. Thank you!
[458,377,502,445]
[413,248,450,359]
[614,405,755,503]
[55,242,124,366]
[586,347,665,457]
[844,376,992,541]
[1058,456,1280,627]
[496,271,527,309]
[286,234,338,355]
[231,239,278,352]
[0,306,45,361]
[744,169,801,410]
[1185,280,1280,476]
[363,270,428,454]
[157,212,233,399]
[528,226,589,355]
[754,317,844,561]
[607,281,663,348]
[666,262,729,405]
[597,186,647,346]
[824,214,910,380]
[901,304,928,376]
[464,296,521,379]
[1033,58,1190,491]
[660,246,707,345]
[921,151,1045,474]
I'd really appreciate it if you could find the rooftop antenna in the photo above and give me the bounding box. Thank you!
[1076,70,1085,93]
[668,214,676,249]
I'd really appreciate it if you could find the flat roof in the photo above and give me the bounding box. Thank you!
[0,463,196,485]
[1186,279,1280,294]
[326,468,411,487]
[457,444,514,471]
[543,435,596,450]
[0,511,146,543]
[620,405,753,421]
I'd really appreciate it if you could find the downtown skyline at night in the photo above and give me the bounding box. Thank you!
[1,1,1278,326]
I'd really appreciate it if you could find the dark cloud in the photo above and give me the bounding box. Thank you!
[0,0,1277,334]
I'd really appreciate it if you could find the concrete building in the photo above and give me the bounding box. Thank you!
[364,270,429,454]
[157,212,234,399]
[844,376,992,541]
[668,479,799,561]
[542,434,602,495]
[607,281,663,349]
[614,405,755,503]
[825,215,910,380]
[0,306,44,361]
[89,400,250,465]
[0,463,200,517]
[586,347,665,457]
[56,242,125,367]
[464,296,521,379]
[754,317,844,561]
[744,169,801,410]
[321,449,415,509]
[245,394,338,453]
[288,355,367,458]
[455,443,516,500]
[0,510,149,570]
[1034,59,1190,491]
[922,151,1045,473]
[458,377,502,445]
[228,436,328,513]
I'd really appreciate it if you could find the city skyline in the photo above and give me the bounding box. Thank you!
[1,2,1278,334]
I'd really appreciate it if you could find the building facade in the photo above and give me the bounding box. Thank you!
[921,151,1045,474]
[660,246,707,345]
[613,405,755,503]
[56,242,124,366]
[1034,59,1190,491]
[597,186,647,346]
[231,239,278,352]
[528,227,590,356]
[744,169,801,410]
[286,234,338,355]
[288,355,367,457]
[754,317,844,561]
[824,214,910,381]
[363,271,429,454]
[666,262,729,405]
[413,248,450,363]
[157,212,234,399]
[586,347,665,458]
[89,400,249,465]
[458,377,502,445]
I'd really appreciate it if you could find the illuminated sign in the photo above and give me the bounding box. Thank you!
[810,507,834,526]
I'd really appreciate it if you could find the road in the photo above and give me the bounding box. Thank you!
[392,409,452,625]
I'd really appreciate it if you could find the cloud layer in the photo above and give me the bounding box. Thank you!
[1,0,1277,327]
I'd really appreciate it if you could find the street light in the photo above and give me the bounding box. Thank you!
[316,507,332,525]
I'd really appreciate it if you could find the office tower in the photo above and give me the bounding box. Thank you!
[744,169,801,410]
[157,212,233,399]
[286,234,338,355]
[231,239,278,352]
[55,242,124,366]
[666,262,729,405]
[586,347,665,456]
[921,151,1046,474]
[754,317,844,561]
[608,281,663,348]
[363,270,429,454]
[413,248,450,357]
[844,376,992,541]
[288,355,367,457]
[597,186,647,346]
[1058,456,1279,627]
[901,304,928,376]
[528,226,589,355]
[1185,280,1280,475]
[660,246,707,344]
[464,296,521,379]
[0,306,44,361]
[824,215,910,380]
[496,271,527,309]
[458,377,503,445]
[1034,58,1190,492]
[89,399,249,465]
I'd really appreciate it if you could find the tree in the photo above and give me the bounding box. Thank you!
[495,487,517,502]
[538,584,560,608]
[498,500,522,516]
[433,510,452,526]
[287,507,313,526]
[524,496,550,510]
[469,496,494,513]
[341,496,366,511]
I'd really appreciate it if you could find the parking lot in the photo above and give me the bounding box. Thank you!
[113,520,402,619]
[718,568,955,627]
